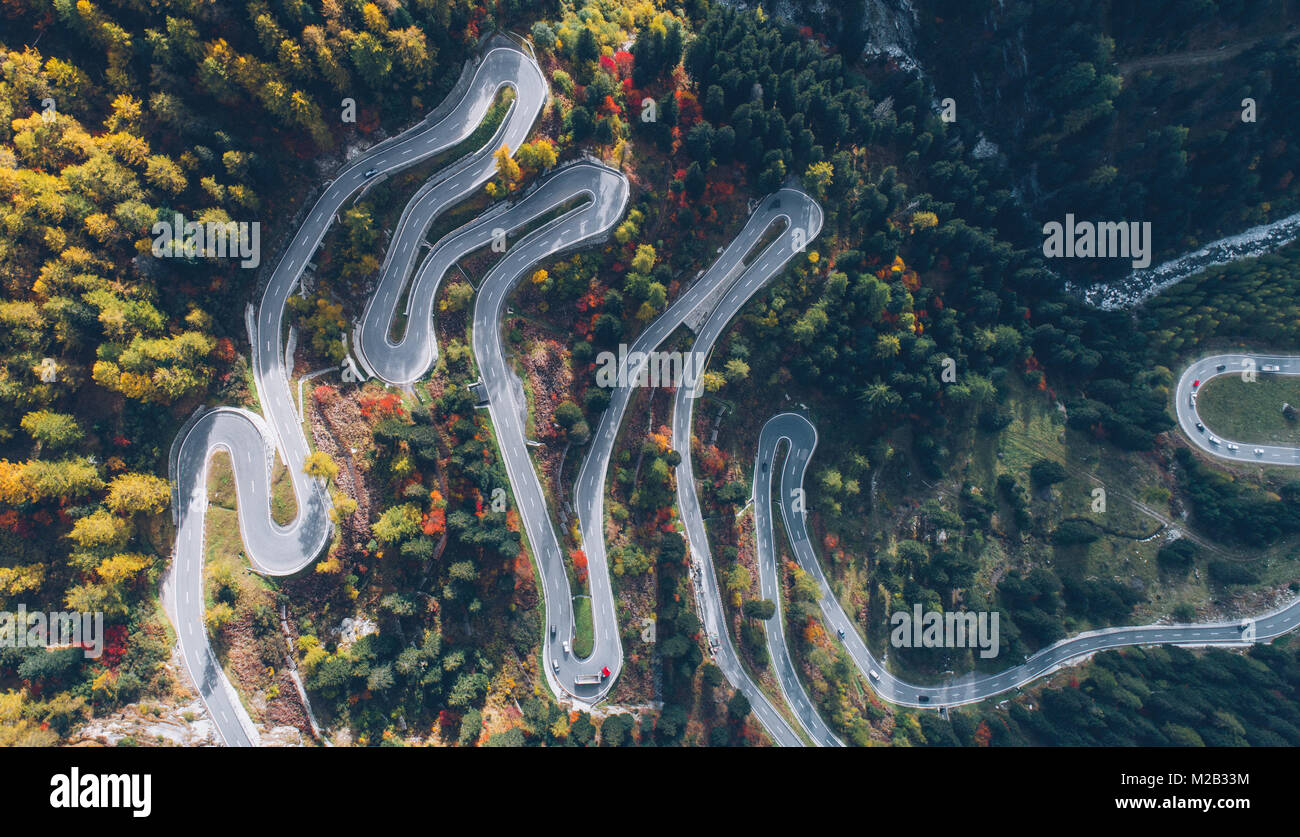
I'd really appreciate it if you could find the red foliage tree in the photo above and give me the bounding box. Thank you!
[613,51,634,78]
[571,548,588,583]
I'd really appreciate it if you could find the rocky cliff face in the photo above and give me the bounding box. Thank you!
[719,0,922,72]
[68,646,309,747]
[859,0,921,71]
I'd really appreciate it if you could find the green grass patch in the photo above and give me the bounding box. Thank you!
[207,454,237,509]
[204,505,245,569]
[1196,374,1300,446]
[206,441,296,526]
[204,455,275,611]
[205,455,248,569]
[573,595,594,658]
[270,455,297,526]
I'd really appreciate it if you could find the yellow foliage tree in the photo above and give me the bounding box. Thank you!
[911,210,938,230]
[0,460,29,504]
[106,472,170,514]
[206,602,235,633]
[97,552,151,584]
[804,160,833,199]
[631,244,656,273]
[517,138,558,171]
[0,564,44,596]
[68,510,130,550]
[493,143,521,188]
[328,493,357,524]
[21,458,103,500]
[304,450,339,481]
[0,691,57,747]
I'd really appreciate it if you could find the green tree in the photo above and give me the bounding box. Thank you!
[20,411,82,449]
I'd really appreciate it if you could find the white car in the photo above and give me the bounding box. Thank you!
[1255,448,1265,456]
[1208,436,1220,445]
[1226,443,1240,451]
[552,658,559,672]
[562,640,570,655]
[1263,364,1281,372]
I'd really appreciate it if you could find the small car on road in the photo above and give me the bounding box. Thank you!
[1208,436,1220,445]
[552,658,559,672]
[364,168,378,178]
[1195,422,1204,432]
[1255,448,1265,456]
[1227,443,1240,451]
[562,640,570,655]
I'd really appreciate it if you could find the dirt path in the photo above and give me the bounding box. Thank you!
[1118,30,1300,77]
[1000,432,1263,563]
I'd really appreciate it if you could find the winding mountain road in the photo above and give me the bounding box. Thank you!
[749,410,1300,736]
[168,40,553,745]
[167,34,1300,749]
[752,414,845,746]
[468,162,629,701]
[569,188,823,712]
[1176,352,1300,466]
[671,191,825,747]
[353,49,546,381]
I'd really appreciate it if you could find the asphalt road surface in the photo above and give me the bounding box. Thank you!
[1176,352,1300,466]
[168,37,1300,747]
[672,190,825,747]
[467,161,630,702]
[753,415,843,746]
[169,41,547,745]
[569,189,825,711]
[753,411,1300,720]
[354,50,545,381]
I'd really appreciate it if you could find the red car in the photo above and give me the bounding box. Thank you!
[1193,379,1200,388]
